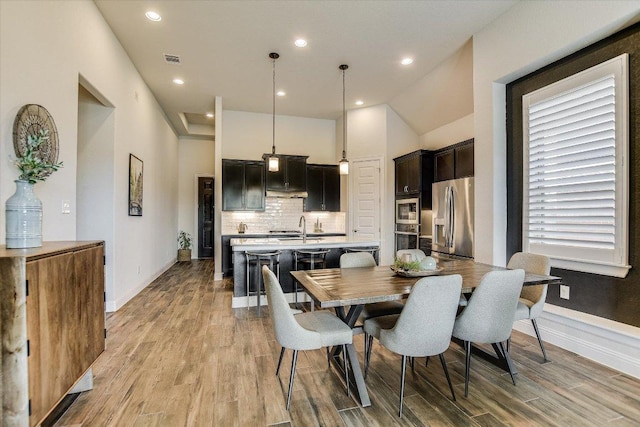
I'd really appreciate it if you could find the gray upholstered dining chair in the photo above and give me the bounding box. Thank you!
[452,269,525,397]
[363,274,462,417]
[396,249,427,262]
[262,266,353,411]
[339,252,405,335]
[508,252,551,362]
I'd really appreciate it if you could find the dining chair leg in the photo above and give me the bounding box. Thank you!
[363,333,369,377]
[342,344,350,397]
[531,319,549,362]
[399,355,407,418]
[439,353,456,401]
[286,350,299,411]
[425,356,429,367]
[506,337,511,353]
[326,348,330,368]
[410,356,415,372]
[365,334,373,378]
[464,341,472,397]
[498,342,517,386]
[276,347,285,376]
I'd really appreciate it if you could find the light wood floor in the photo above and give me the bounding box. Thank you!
[55,260,640,426]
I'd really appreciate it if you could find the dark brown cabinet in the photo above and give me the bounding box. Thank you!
[455,141,474,178]
[222,159,265,211]
[263,154,308,194]
[433,139,474,182]
[304,164,340,212]
[395,152,422,195]
[394,150,434,209]
[434,149,455,182]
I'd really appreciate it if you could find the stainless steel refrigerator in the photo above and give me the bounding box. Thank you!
[432,177,474,259]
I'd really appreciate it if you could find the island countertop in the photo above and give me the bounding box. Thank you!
[231,236,380,252]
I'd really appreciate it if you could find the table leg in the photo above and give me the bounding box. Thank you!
[329,304,370,407]
[452,337,517,375]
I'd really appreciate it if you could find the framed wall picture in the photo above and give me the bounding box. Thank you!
[128,154,143,216]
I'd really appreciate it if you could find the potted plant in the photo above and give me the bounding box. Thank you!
[177,231,192,262]
[6,129,63,248]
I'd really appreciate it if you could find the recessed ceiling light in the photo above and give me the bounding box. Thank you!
[277,91,286,97]
[145,11,161,21]
[294,39,307,48]
[355,100,364,106]
[173,78,184,85]
[401,57,414,66]
[206,113,214,118]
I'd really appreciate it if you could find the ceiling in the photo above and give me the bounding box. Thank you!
[94,0,517,137]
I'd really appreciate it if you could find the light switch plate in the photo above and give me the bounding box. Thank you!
[62,200,71,214]
[560,285,570,300]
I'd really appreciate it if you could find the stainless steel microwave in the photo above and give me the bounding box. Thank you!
[395,198,420,224]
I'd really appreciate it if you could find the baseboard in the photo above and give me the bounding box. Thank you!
[106,259,176,312]
[232,291,310,309]
[214,272,224,280]
[512,304,640,379]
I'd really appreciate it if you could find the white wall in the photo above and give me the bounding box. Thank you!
[222,110,336,163]
[77,85,116,304]
[338,104,419,265]
[473,0,640,377]
[390,38,474,136]
[0,0,180,311]
[178,137,215,256]
[420,113,474,150]
[473,0,640,267]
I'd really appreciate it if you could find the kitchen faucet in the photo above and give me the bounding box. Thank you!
[299,215,306,242]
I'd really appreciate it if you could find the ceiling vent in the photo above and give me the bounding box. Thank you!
[163,54,181,65]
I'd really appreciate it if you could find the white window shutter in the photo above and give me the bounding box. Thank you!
[522,54,630,278]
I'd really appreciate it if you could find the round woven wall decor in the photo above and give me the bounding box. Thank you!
[12,104,59,164]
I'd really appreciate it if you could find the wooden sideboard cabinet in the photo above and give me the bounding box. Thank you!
[0,241,105,427]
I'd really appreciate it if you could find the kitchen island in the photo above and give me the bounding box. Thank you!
[231,236,380,307]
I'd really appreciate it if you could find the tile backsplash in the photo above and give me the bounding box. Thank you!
[221,198,346,235]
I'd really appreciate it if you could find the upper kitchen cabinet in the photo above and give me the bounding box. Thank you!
[433,138,474,182]
[394,150,434,209]
[304,164,340,212]
[262,154,308,195]
[395,151,422,195]
[222,159,265,211]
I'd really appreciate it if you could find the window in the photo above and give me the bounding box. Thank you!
[522,54,629,278]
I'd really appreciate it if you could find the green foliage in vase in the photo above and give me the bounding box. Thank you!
[178,231,192,250]
[13,129,63,184]
[393,257,421,272]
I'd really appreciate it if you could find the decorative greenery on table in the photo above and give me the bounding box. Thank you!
[393,257,422,272]
[12,129,63,184]
[178,231,192,250]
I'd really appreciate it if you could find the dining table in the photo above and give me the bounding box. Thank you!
[290,258,563,407]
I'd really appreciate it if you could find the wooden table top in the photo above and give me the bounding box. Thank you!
[290,259,563,309]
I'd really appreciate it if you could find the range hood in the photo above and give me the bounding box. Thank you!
[262,153,309,199]
[266,190,308,198]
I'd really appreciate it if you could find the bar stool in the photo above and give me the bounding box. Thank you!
[343,246,380,264]
[245,250,281,315]
[293,249,330,310]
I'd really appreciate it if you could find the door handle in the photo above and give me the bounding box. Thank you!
[353,230,358,233]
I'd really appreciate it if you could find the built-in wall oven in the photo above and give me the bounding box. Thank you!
[395,224,419,251]
[395,198,420,252]
[396,198,420,224]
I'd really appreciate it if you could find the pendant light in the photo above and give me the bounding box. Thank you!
[268,52,280,172]
[339,64,349,175]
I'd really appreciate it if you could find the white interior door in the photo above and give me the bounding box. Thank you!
[350,158,381,239]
